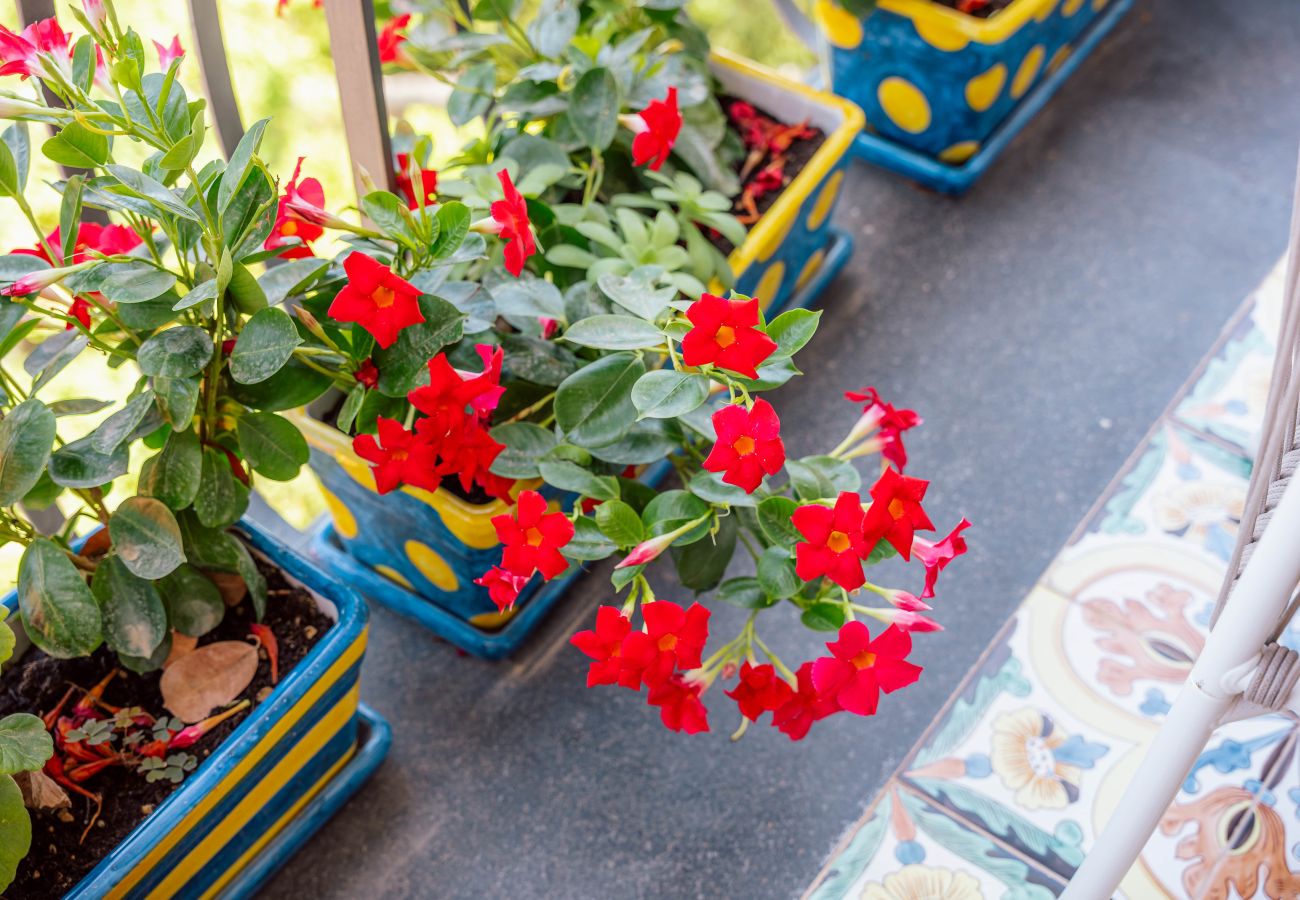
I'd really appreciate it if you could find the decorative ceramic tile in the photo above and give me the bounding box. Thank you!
[1173,257,1285,458]
[805,781,1066,900]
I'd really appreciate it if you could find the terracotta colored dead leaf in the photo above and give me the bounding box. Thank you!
[160,640,259,723]
[209,571,247,607]
[15,769,71,810]
[81,528,112,559]
[163,631,198,669]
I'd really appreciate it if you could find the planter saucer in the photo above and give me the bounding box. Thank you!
[848,0,1134,195]
[213,704,392,899]
[304,226,852,659]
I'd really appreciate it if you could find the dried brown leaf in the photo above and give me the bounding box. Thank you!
[209,571,247,607]
[159,640,259,723]
[14,769,71,810]
[163,631,198,669]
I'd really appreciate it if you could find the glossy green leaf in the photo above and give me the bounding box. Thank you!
[562,515,616,561]
[537,454,618,500]
[563,315,663,351]
[153,376,200,428]
[0,399,56,505]
[687,470,758,508]
[109,496,185,579]
[374,295,465,396]
[596,269,676,320]
[217,117,269,212]
[157,563,224,637]
[0,714,52,777]
[670,512,736,592]
[48,435,128,488]
[89,391,156,453]
[767,308,820,359]
[137,326,213,377]
[630,370,709,419]
[0,773,31,891]
[786,455,859,501]
[756,495,801,546]
[488,422,558,478]
[91,554,167,659]
[42,121,109,168]
[226,262,267,314]
[554,352,644,448]
[643,490,711,543]
[236,411,309,481]
[138,427,201,510]
[194,446,248,528]
[801,602,847,632]
[172,278,216,311]
[757,545,800,600]
[568,67,619,150]
[18,538,102,658]
[595,499,644,546]
[229,307,301,384]
[718,576,778,610]
[448,61,495,126]
[91,260,176,303]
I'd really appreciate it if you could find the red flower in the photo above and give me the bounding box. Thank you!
[377,14,410,64]
[845,387,922,471]
[726,662,794,722]
[912,518,971,599]
[153,35,184,69]
[702,399,785,493]
[630,86,681,171]
[771,662,840,741]
[17,223,143,265]
[352,416,441,494]
[491,489,573,580]
[353,358,379,389]
[811,622,921,717]
[395,153,437,208]
[277,0,322,14]
[66,297,91,331]
[474,566,530,613]
[681,293,776,379]
[0,17,72,81]
[426,415,507,497]
[646,674,710,734]
[489,169,536,277]
[620,600,710,688]
[328,252,424,349]
[792,491,872,591]
[863,468,933,560]
[408,345,505,435]
[265,158,325,259]
[570,606,635,688]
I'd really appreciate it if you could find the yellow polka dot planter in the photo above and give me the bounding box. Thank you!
[711,51,863,311]
[2,520,389,899]
[817,0,1133,192]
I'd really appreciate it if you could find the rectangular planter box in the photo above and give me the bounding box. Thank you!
[818,0,1131,188]
[294,53,862,657]
[2,519,374,899]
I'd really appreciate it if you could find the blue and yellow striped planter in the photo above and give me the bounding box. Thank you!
[2,519,378,899]
[816,0,1133,191]
[712,51,863,312]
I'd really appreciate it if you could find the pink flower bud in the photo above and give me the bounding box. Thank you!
[615,531,678,569]
[1,261,92,297]
[285,194,353,230]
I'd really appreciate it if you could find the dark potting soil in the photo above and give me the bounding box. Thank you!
[0,549,333,899]
[932,0,1015,17]
[711,96,827,257]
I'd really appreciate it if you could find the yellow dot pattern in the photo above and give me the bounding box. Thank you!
[374,564,413,590]
[878,77,932,134]
[965,64,1007,113]
[939,141,980,164]
[1048,46,1072,75]
[795,250,826,292]
[319,484,358,540]
[1011,45,1045,99]
[760,212,795,264]
[469,607,520,631]
[913,18,969,52]
[807,170,845,232]
[405,540,459,592]
[755,262,786,310]
[1063,0,1086,13]
[814,0,863,50]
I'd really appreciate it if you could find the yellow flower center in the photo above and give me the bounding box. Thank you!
[658,634,678,652]
[281,220,299,236]
[715,325,737,348]
[827,530,851,553]
[888,498,906,519]
[524,526,545,547]
[371,285,396,308]
[733,435,756,456]
[851,650,877,670]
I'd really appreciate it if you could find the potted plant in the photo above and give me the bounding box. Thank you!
[0,6,384,895]
[815,0,1134,192]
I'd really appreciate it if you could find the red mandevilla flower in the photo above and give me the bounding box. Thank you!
[491,490,574,581]
[395,152,437,208]
[474,566,530,613]
[353,358,379,389]
[377,14,410,64]
[726,662,794,722]
[792,491,872,591]
[352,416,441,494]
[16,222,144,265]
[489,169,536,277]
[811,622,921,717]
[66,297,91,331]
[328,252,424,349]
[630,86,681,171]
[771,661,840,741]
[912,518,971,599]
[0,17,72,81]
[681,293,777,379]
[844,387,922,471]
[570,606,634,688]
[426,415,508,499]
[408,346,505,435]
[646,674,710,734]
[153,35,184,69]
[265,158,325,259]
[702,398,785,493]
[620,600,710,688]
[863,468,934,560]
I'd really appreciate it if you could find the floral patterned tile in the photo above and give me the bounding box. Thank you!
[805,780,1066,900]
[1172,256,1285,458]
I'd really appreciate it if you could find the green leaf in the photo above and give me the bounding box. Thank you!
[492,278,566,321]
[374,295,465,396]
[195,447,248,528]
[568,68,619,150]
[630,370,709,420]
[153,376,200,428]
[528,3,578,56]
[595,499,644,546]
[105,164,201,222]
[0,714,52,777]
[448,61,496,126]
[229,307,301,384]
[228,361,331,412]
[587,420,677,465]
[671,512,736,592]
[786,455,859,501]
[0,773,31,891]
[258,258,329,306]
[42,121,109,168]
[137,326,213,377]
[92,260,176,303]
[138,427,201,510]
[89,391,155,453]
[801,602,847,632]
[643,490,711,543]
[687,470,758,508]
[29,334,87,394]
[226,262,267,314]
[0,399,56,505]
[563,315,663,351]
[18,538,102,658]
[757,545,800,600]
[562,516,616,561]
[237,411,309,481]
[537,453,618,500]
[157,563,224,637]
[431,202,471,259]
[767,307,820,359]
[91,554,167,659]
[172,278,216,311]
[718,576,778,610]
[109,496,185,579]
[22,471,62,510]
[336,383,365,435]
[361,191,414,244]
[118,630,172,674]
[1,124,28,196]
[0,616,14,667]
[757,495,801,546]
[59,175,85,265]
[488,422,558,478]
[0,132,22,198]
[596,268,677,320]
[217,117,269,212]
[48,435,128,488]
[554,352,645,448]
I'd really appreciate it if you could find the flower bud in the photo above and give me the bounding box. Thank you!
[614,530,678,569]
[0,260,94,297]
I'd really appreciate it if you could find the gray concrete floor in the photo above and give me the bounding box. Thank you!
[262,2,1300,896]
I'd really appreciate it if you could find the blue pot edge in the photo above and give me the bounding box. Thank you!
[2,516,370,893]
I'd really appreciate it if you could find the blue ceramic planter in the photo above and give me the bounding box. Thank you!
[2,519,386,899]
[817,0,1133,192]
